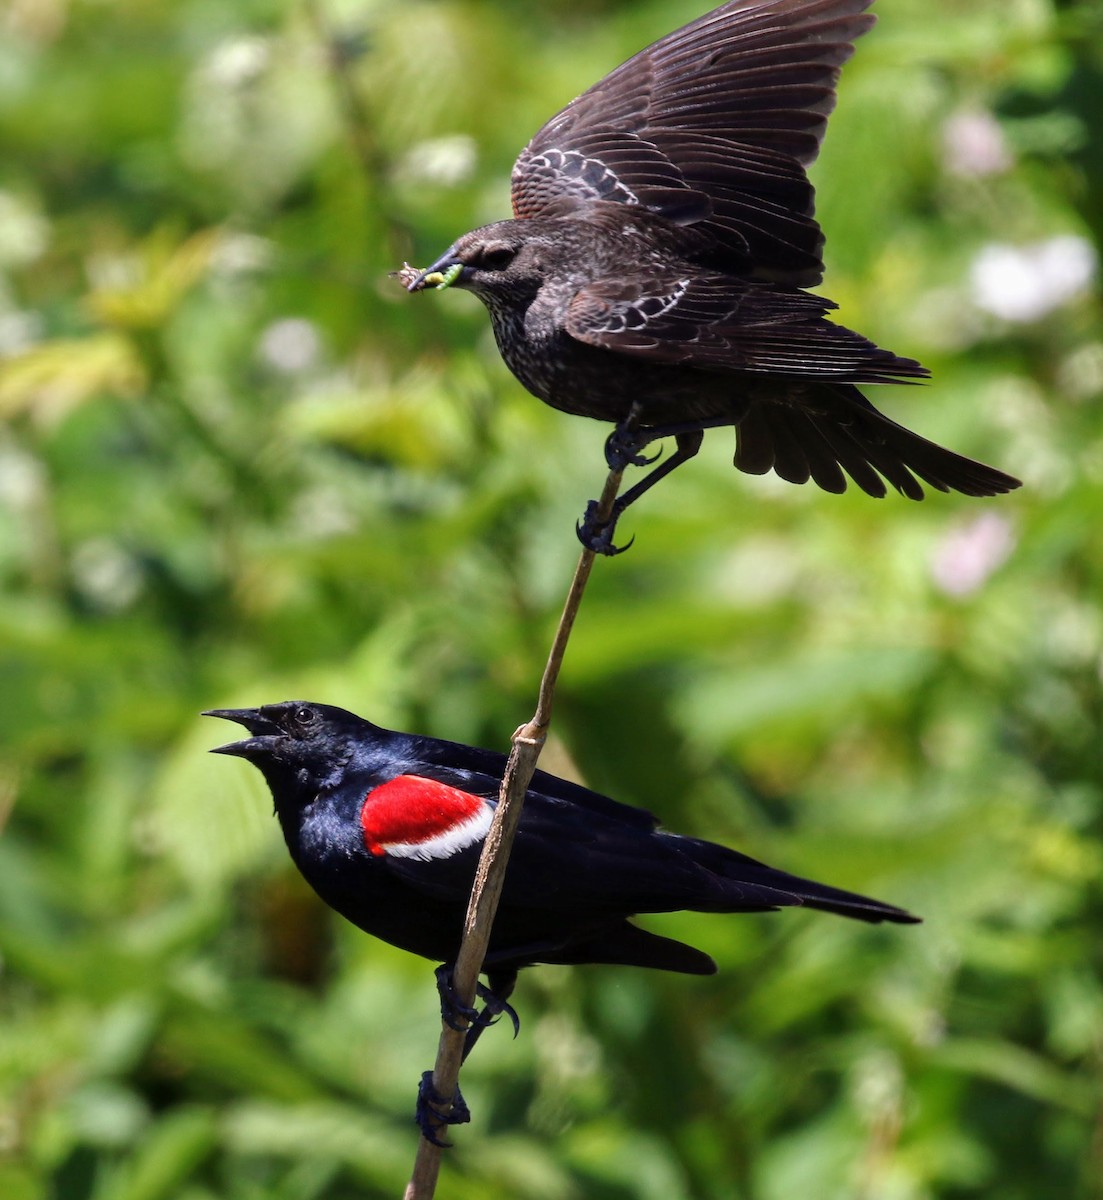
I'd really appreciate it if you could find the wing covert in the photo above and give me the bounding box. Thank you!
[564,275,929,383]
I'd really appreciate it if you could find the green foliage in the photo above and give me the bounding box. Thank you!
[1,0,1102,1196]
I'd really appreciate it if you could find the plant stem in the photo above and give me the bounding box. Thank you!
[403,444,633,1200]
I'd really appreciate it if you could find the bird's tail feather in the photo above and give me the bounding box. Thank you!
[674,835,920,926]
[735,383,1020,499]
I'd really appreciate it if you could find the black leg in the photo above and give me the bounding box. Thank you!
[417,967,521,1144]
[434,964,520,1048]
[415,1071,471,1147]
[604,414,735,470]
[460,970,519,1064]
[579,429,705,554]
[434,963,479,1031]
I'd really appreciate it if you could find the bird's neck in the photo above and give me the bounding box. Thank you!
[276,786,365,872]
[483,290,567,405]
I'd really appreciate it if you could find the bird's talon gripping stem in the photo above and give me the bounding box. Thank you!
[435,964,479,1030]
[576,501,634,556]
[435,964,521,1045]
[604,425,660,471]
[415,1071,471,1147]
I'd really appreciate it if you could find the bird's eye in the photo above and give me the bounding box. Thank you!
[292,706,317,728]
[477,247,515,271]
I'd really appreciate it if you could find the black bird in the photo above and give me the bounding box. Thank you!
[405,0,1020,552]
[206,700,918,1137]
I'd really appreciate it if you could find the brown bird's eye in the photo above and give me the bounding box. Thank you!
[478,247,514,271]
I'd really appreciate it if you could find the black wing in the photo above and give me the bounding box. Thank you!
[563,276,1021,499]
[564,274,927,384]
[374,776,812,918]
[399,732,660,831]
[513,0,875,285]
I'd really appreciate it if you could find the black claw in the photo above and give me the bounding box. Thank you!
[604,427,659,471]
[416,1071,471,1147]
[474,984,521,1039]
[576,503,634,556]
[443,1007,476,1033]
[435,964,479,1030]
[435,964,521,1066]
[504,1002,520,1039]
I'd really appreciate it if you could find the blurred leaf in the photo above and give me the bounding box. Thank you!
[108,1107,218,1200]
[931,1038,1098,1117]
[678,646,935,744]
[0,336,145,423]
[86,229,224,333]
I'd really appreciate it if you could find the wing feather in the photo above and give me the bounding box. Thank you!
[564,275,928,384]
[513,0,876,283]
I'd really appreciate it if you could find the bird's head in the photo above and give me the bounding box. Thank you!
[205,701,363,806]
[405,219,562,307]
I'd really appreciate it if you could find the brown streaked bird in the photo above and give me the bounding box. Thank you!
[405,0,1020,552]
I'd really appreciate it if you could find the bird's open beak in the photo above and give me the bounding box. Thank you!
[405,249,468,292]
[203,708,282,758]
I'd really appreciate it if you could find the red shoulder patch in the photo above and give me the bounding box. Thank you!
[360,774,489,858]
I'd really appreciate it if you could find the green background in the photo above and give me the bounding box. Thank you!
[1,0,1101,1196]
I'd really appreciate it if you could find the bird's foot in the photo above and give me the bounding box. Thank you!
[477,986,521,1040]
[604,425,661,471]
[434,965,520,1039]
[435,964,479,1031]
[576,501,634,556]
[415,1071,471,1147]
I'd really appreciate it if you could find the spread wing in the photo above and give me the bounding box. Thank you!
[562,276,1021,500]
[563,275,928,383]
[512,0,875,285]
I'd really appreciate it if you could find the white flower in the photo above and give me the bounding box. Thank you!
[0,310,43,356]
[205,36,270,89]
[398,136,478,188]
[931,512,1016,597]
[71,539,143,612]
[258,317,321,373]
[942,109,1012,178]
[210,233,274,278]
[0,190,49,268]
[970,236,1096,323]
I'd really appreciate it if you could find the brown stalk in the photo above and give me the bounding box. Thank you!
[403,447,633,1200]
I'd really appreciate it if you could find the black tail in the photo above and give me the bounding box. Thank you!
[735,383,1021,500]
[670,834,920,926]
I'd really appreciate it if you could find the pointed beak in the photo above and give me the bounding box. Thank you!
[203,708,282,758]
[406,249,468,292]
